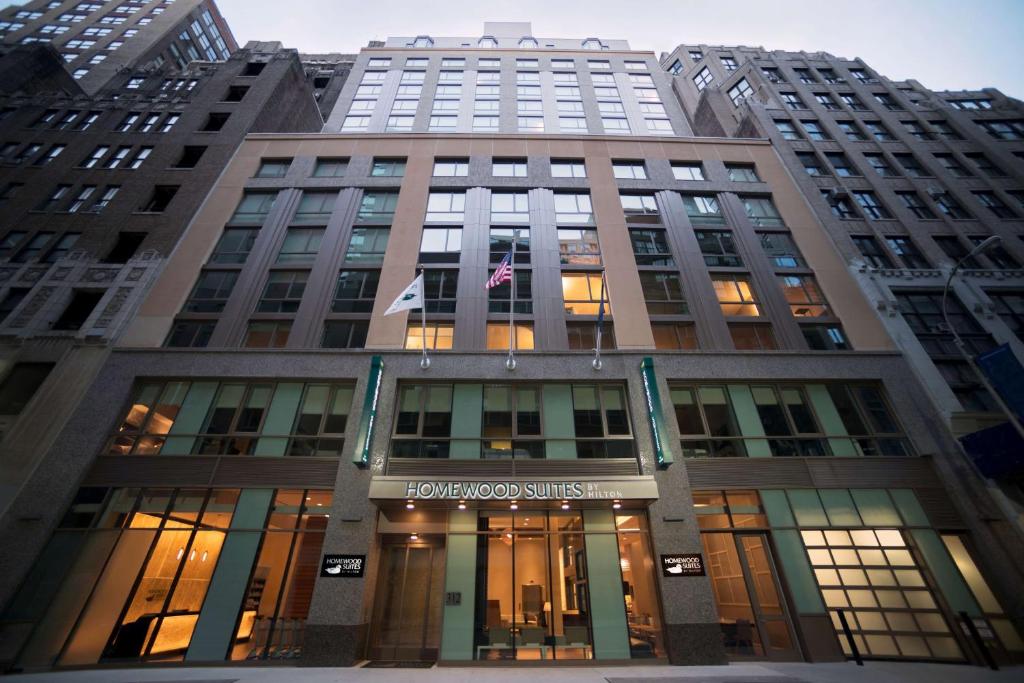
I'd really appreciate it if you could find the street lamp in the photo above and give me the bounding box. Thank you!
[940,234,1024,441]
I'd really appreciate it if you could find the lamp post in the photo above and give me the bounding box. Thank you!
[940,235,1024,441]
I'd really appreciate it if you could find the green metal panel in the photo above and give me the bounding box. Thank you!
[910,529,981,617]
[185,489,273,661]
[543,384,576,459]
[583,509,630,659]
[450,384,482,459]
[352,356,384,466]
[891,489,930,527]
[440,510,477,660]
[850,489,901,526]
[254,383,303,457]
[773,529,826,613]
[544,439,577,459]
[162,382,217,455]
[806,384,858,457]
[639,358,673,466]
[761,489,795,527]
[727,385,771,457]
[542,384,575,439]
[786,489,829,527]
[819,489,862,526]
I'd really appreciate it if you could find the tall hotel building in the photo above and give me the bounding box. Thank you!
[0,21,1022,671]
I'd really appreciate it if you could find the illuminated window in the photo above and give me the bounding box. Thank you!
[405,323,453,350]
[712,275,761,316]
[561,272,607,315]
[486,323,535,350]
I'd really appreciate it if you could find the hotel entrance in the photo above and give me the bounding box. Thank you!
[367,532,445,662]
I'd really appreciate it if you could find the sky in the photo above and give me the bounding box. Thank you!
[211,0,1024,97]
[3,0,1022,97]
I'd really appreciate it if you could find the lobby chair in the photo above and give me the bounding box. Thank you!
[556,625,591,658]
[476,627,512,659]
[516,626,549,659]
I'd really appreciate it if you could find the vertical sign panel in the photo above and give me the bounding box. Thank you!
[352,355,384,467]
[640,357,673,467]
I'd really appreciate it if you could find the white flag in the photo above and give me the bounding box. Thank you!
[384,274,424,315]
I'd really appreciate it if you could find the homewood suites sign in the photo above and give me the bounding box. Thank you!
[368,476,659,501]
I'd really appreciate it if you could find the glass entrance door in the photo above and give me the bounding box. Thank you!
[703,532,799,660]
[368,537,444,661]
[735,533,799,660]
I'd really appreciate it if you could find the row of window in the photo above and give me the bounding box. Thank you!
[777,116,966,143]
[817,184,1022,225]
[229,187,785,230]
[253,155,764,184]
[364,56,644,70]
[0,229,144,268]
[102,377,911,462]
[852,232,1021,270]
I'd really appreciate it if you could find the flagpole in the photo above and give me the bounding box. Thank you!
[419,263,430,369]
[593,270,605,371]
[506,230,517,371]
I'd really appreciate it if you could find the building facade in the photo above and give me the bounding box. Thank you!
[0,22,1022,674]
[661,45,1024,480]
[0,0,237,94]
[0,40,329,517]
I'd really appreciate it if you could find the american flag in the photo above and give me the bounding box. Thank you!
[486,251,513,289]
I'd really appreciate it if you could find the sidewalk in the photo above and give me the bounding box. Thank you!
[2,661,1021,683]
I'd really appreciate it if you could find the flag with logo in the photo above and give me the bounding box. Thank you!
[384,274,424,315]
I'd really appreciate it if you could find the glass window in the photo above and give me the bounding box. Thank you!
[696,230,742,267]
[558,229,600,265]
[630,229,675,266]
[358,192,398,222]
[639,272,688,314]
[729,324,777,351]
[561,272,607,315]
[551,160,586,178]
[493,159,527,177]
[346,227,389,263]
[727,164,760,182]
[244,321,291,348]
[255,159,290,178]
[331,269,379,313]
[313,158,347,177]
[230,192,276,224]
[712,275,761,316]
[405,323,454,351]
[256,271,307,313]
[276,228,323,263]
[294,191,337,222]
[183,270,237,313]
[672,163,705,181]
[778,275,832,317]
[370,158,406,177]
[492,193,530,222]
[613,161,647,179]
[682,194,723,225]
[483,225,529,265]
[419,228,462,262]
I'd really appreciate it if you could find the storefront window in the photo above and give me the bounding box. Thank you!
[4,487,330,667]
[229,490,330,660]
